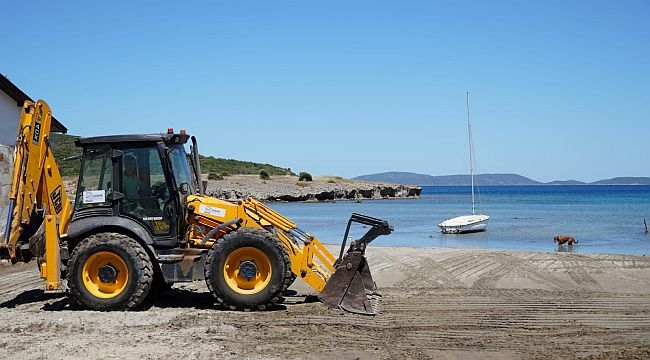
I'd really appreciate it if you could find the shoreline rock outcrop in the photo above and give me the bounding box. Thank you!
[61,175,421,203]
[204,175,421,202]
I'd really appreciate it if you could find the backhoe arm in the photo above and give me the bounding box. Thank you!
[1,100,72,287]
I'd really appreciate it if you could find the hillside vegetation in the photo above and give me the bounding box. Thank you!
[50,133,81,177]
[199,156,293,177]
[50,133,294,177]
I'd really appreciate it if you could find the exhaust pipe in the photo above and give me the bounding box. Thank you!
[318,213,393,315]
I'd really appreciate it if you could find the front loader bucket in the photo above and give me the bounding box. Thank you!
[319,251,380,315]
[318,213,392,315]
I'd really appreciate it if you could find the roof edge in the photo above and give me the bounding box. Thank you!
[0,74,67,134]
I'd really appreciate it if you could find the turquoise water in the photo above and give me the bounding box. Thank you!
[268,185,650,256]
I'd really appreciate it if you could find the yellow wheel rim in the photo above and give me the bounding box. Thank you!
[223,247,271,295]
[82,251,129,299]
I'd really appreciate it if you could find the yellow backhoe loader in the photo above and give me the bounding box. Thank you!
[1,100,392,315]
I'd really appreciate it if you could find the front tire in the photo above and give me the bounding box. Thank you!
[204,228,292,311]
[67,232,153,311]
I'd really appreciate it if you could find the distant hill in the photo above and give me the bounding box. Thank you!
[352,172,439,185]
[590,177,650,185]
[50,133,81,177]
[546,180,586,185]
[354,172,541,185]
[199,155,293,177]
[354,171,650,186]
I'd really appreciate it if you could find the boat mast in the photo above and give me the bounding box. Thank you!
[467,91,476,215]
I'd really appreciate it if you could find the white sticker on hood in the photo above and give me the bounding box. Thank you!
[198,204,226,218]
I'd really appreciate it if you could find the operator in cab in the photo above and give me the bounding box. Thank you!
[123,155,143,199]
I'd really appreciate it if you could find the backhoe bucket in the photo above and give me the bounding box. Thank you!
[318,213,392,315]
[319,250,380,315]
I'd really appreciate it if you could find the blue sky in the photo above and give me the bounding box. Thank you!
[2,1,648,182]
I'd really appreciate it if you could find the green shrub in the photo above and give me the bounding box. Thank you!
[298,172,313,182]
[259,170,270,180]
[208,173,223,180]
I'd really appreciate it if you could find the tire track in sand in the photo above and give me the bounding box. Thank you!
[561,254,603,291]
[0,266,42,300]
[471,252,578,290]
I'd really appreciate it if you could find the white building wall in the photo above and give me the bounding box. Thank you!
[0,91,20,146]
[0,144,14,238]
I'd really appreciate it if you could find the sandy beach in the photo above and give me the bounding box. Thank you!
[1,246,649,359]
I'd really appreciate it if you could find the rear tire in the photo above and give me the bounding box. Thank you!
[67,232,153,311]
[204,228,292,311]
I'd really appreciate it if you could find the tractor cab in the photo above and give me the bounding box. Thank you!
[72,130,197,245]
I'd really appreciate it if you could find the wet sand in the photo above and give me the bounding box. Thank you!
[1,246,649,359]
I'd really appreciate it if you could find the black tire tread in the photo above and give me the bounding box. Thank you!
[204,227,292,311]
[66,232,153,311]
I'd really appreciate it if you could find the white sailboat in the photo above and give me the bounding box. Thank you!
[438,92,490,234]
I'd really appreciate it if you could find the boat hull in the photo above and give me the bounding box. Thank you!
[438,214,490,234]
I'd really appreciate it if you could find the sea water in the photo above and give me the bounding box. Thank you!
[268,185,650,256]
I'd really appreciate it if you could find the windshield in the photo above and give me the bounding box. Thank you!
[168,144,195,194]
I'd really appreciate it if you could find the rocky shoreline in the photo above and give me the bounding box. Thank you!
[203,175,421,202]
[60,175,421,203]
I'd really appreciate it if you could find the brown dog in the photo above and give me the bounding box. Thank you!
[554,235,578,246]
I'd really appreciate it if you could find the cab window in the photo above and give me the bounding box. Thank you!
[75,146,112,209]
[168,144,195,194]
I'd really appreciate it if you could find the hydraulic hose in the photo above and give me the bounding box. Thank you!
[3,199,14,242]
[200,217,242,245]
